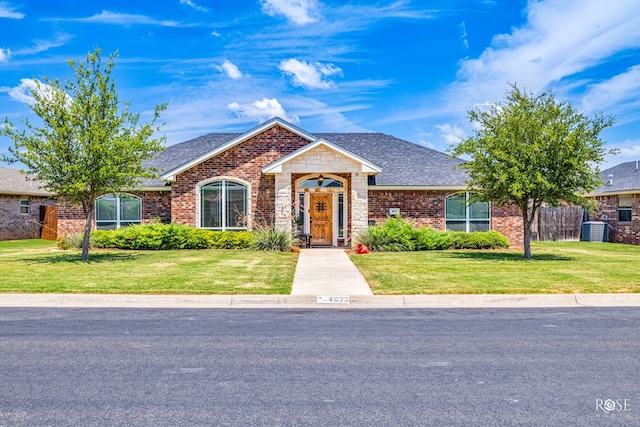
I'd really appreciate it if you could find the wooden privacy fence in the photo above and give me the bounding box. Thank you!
[531,205,584,242]
[39,205,58,241]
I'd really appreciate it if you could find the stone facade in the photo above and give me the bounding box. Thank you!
[0,195,56,240]
[274,143,370,243]
[591,194,640,245]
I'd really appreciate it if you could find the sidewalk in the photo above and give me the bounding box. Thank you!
[290,248,373,296]
[1,293,640,309]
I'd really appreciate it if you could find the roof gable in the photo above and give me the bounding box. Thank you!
[261,138,382,174]
[160,117,316,181]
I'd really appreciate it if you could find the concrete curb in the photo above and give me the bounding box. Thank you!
[1,293,640,309]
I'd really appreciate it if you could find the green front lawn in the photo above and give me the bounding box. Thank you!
[0,240,297,294]
[350,242,640,294]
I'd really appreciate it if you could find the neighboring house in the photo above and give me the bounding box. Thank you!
[0,166,55,241]
[57,117,524,246]
[588,160,640,245]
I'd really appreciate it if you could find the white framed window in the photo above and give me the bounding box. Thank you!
[200,180,248,230]
[95,193,142,230]
[446,192,490,232]
[20,198,30,215]
[618,195,632,222]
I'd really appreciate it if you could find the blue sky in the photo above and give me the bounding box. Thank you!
[1,0,639,169]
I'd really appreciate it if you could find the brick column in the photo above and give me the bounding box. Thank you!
[274,172,292,232]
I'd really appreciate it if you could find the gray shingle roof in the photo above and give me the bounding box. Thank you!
[0,166,54,196]
[141,130,468,187]
[315,133,467,186]
[593,160,640,194]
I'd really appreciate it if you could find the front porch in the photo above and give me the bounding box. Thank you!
[261,138,381,248]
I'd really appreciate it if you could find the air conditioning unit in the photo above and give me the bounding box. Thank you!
[581,221,609,242]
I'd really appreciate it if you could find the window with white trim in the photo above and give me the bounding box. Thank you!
[95,194,142,230]
[201,180,248,230]
[618,195,632,222]
[20,198,30,215]
[445,192,490,232]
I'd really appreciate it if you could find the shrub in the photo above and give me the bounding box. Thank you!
[355,216,510,252]
[450,230,510,250]
[412,227,456,250]
[88,223,255,250]
[356,216,418,251]
[210,230,255,249]
[57,232,93,250]
[252,225,297,251]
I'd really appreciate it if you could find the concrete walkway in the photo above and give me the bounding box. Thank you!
[290,248,373,296]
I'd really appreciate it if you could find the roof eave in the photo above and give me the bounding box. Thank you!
[369,185,467,191]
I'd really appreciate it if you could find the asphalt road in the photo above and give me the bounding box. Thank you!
[0,307,638,426]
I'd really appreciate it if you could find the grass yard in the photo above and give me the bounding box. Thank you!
[350,241,640,294]
[0,239,298,294]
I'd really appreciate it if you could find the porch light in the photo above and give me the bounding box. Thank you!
[317,174,324,185]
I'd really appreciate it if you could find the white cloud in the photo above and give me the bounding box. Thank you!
[211,31,221,37]
[459,21,469,50]
[455,0,640,100]
[385,0,640,129]
[581,65,640,117]
[179,0,208,12]
[436,123,466,145]
[13,33,73,56]
[228,98,299,123]
[216,60,244,79]
[0,47,10,62]
[259,0,320,25]
[279,58,342,89]
[52,11,191,27]
[5,78,72,106]
[0,2,24,19]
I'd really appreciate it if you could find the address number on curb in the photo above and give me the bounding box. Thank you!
[317,296,350,304]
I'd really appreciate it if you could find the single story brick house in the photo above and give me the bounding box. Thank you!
[587,160,640,245]
[57,117,524,246]
[0,166,56,240]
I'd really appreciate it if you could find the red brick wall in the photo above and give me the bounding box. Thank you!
[57,190,172,235]
[368,190,446,229]
[368,190,524,247]
[592,194,640,245]
[0,195,56,240]
[491,201,523,247]
[171,125,312,226]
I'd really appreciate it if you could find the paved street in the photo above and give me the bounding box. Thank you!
[1,307,638,426]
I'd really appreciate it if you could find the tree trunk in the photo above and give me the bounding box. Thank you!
[523,209,532,260]
[81,206,93,262]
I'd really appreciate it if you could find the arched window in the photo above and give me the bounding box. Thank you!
[445,192,490,232]
[200,180,248,230]
[95,193,142,230]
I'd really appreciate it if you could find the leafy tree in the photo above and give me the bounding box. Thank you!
[1,48,167,261]
[449,84,615,259]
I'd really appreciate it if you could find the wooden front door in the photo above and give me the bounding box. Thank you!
[310,193,333,246]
